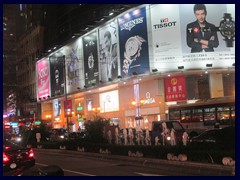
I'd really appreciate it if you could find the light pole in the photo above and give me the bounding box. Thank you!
[132,99,144,126]
[62,57,70,140]
[92,107,100,119]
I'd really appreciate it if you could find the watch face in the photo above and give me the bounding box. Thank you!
[125,37,139,57]
[220,21,235,38]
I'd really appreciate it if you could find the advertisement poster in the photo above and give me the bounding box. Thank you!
[49,54,65,96]
[36,58,51,100]
[150,4,235,72]
[53,99,61,117]
[82,31,99,87]
[99,20,120,83]
[118,6,150,77]
[63,38,84,94]
[99,90,119,113]
[164,75,187,102]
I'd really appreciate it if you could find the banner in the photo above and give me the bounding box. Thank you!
[164,75,187,102]
[36,58,51,100]
[99,20,119,82]
[49,55,65,96]
[118,6,150,78]
[150,4,235,72]
[82,31,99,87]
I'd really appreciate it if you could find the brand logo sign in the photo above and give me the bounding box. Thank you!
[153,17,177,30]
[143,92,156,104]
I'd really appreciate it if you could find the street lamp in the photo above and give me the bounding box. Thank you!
[92,107,100,119]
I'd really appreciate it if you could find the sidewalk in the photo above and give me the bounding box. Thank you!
[34,148,235,176]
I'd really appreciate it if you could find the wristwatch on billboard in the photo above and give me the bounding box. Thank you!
[123,35,146,74]
[219,13,235,47]
[125,35,146,60]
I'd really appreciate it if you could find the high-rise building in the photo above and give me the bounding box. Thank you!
[3,4,25,121]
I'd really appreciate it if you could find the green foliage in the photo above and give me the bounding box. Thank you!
[84,118,109,143]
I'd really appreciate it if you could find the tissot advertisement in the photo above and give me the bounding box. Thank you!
[150,4,235,72]
[82,31,99,87]
[118,6,150,78]
[164,75,187,102]
[49,54,65,96]
[99,20,120,83]
[36,58,51,100]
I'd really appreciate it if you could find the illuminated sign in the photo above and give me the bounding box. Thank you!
[143,92,156,104]
[77,106,83,111]
[99,90,119,113]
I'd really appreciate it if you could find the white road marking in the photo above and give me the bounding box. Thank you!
[134,172,166,176]
[35,163,96,176]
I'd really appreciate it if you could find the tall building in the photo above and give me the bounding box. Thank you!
[3,4,24,121]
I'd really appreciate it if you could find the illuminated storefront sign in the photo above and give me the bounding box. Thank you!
[164,75,187,102]
[143,92,156,104]
[99,90,119,113]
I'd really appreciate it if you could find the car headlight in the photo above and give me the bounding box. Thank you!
[166,136,171,141]
[59,135,64,139]
[16,137,22,142]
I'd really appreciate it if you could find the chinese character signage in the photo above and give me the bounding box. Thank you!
[164,75,186,102]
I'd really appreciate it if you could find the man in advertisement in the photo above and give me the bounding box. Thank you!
[186,4,219,53]
[103,30,118,81]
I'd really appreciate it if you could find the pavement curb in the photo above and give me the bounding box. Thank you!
[34,148,234,176]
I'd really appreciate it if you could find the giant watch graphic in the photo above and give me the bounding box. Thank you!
[123,35,146,74]
[219,13,235,47]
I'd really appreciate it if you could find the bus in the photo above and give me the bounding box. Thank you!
[168,97,235,137]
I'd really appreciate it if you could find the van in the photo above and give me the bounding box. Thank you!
[151,120,186,145]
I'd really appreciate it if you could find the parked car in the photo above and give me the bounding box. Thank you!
[151,120,186,145]
[68,131,87,140]
[189,126,235,149]
[3,140,35,175]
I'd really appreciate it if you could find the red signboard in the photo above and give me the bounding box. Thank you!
[64,100,72,110]
[164,75,186,102]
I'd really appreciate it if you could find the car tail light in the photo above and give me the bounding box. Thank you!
[28,149,34,158]
[3,152,10,163]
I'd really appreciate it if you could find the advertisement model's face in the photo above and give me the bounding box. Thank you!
[194,10,206,24]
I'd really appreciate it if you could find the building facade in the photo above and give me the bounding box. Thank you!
[35,4,235,131]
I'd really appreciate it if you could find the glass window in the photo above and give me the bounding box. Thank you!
[169,110,180,120]
[181,109,191,122]
[192,108,203,122]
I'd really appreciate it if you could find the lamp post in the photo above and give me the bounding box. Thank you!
[92,107,100,119]
[132,99,144,126]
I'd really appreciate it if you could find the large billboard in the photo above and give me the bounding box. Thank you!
[82,31,99,87]
[150,4,235,72]
[36,58,51,100]
[49,54,65,96]
[99,20,120,83]
[118,6,150,78]
[61,38,84,94]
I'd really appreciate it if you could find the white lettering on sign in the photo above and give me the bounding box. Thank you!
[144,92,156,104]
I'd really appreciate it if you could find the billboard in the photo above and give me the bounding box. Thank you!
[118,6,150,78]
[82,31,99,87]
[36,58,51,100]
[61,38,84,94]
[99,20,120,83]
[53,99,61,116]
[49,54,65,96]
[99,90,119,113]
[150,4,235,72]
[164,75,187,102]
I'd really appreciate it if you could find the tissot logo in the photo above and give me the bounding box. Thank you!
[120,17,144,31]
[153,17,177,29]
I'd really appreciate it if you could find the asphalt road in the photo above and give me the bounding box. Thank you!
[31,148,234,176]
